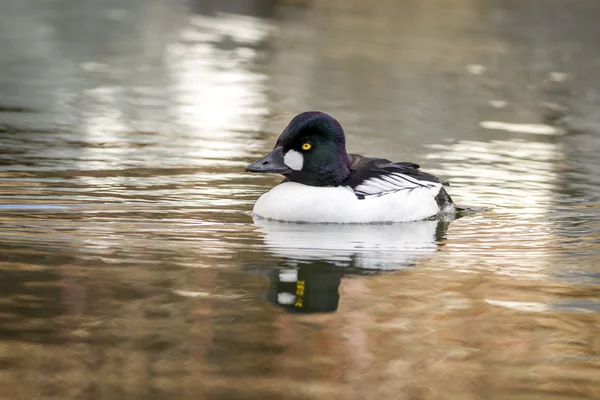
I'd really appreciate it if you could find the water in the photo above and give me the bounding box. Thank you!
[1,0,600,399]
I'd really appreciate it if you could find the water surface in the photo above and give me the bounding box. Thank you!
[1,1,599,399]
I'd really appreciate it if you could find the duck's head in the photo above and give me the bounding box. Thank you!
[245,111,350,186]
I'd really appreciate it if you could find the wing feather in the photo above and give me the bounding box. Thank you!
[345,155,447,199]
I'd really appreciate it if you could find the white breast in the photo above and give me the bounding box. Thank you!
[252,182,448,223]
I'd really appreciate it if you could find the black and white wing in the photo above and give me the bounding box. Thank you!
[345,154,449,200]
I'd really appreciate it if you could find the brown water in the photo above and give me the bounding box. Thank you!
[1,0,600,399]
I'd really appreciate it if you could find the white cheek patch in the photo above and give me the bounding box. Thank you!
[283,150,304,171]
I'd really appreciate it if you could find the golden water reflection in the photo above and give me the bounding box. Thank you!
[1,0,600,399]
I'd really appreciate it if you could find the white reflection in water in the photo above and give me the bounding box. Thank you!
[254,217,447,270]
[485,299,550,312]
[167,13,272,139]
[426,139,560,213]
[479,121,560,135]
[81,86,128,138]
[78,12,272,164]
[425,138,564,278]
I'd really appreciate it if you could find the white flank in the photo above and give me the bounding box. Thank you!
[253,182,449,223]
[283,149,304,171]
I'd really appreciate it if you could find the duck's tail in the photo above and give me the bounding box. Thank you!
[435,187,454,210]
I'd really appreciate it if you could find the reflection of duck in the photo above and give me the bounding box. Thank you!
[252,218,452,313]
[254,217,451,270]
[263,261,344,313]
[246,112,455,222]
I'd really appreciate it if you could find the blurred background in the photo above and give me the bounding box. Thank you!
[0,0,599,399]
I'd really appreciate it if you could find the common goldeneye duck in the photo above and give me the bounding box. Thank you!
[245,111,455,223]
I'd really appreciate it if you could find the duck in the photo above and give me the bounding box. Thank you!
[245,111,455,223]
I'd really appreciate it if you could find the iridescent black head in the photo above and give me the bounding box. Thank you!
[246,112,351,186]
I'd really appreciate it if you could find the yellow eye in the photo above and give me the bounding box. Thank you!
[301,143,312,151]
